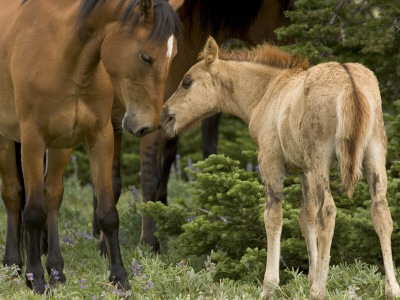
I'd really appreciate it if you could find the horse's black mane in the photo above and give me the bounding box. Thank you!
[179,0,291,37]
[79,0,181,42]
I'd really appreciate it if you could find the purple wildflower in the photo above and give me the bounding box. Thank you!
[79,232,93,240]
[144,280,154,290]
[131,186,141,202]
[26,273,34,281]
[186,216,195,223]
[62,237,74,245]
[113,288,119,295]
[92,296,97,300]
[131,259,141,277]
[80,278,87,289]
[187,158,193,169]
[255,165,260,172]
[51,269,60,280]
[246,162,253,172]
[177,261,185,268]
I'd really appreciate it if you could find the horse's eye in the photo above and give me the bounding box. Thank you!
[140,52,154,65]
[182,75,192,89]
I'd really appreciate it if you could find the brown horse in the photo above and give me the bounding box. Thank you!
[0,0,180,293]
[161,37,400,299]
[93,0,293,252]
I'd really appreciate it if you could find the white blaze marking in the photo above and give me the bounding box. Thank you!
[166,34,174,65]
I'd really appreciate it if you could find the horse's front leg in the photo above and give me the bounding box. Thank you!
[95,129,122,256]
[0,138,24,271]
[44,148,72,286]
[20,125,47,294]
[84,123,130,290]
[260,157,285,299]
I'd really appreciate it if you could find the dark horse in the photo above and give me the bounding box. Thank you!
[0,0,180,293]
[92,0,293,252]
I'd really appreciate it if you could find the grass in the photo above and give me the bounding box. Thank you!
[0,176,399,299]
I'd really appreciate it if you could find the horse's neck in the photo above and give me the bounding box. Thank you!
[219,61,280,123]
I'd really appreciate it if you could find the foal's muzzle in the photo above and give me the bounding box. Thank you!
[160,107,176,137]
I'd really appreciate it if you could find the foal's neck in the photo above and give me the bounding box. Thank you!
[218,60,282,123]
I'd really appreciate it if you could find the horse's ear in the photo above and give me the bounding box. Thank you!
[203,36,218,66]
[139,0,154,23]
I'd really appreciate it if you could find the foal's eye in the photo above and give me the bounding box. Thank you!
[182,75,192,89]
[140,52,154,65]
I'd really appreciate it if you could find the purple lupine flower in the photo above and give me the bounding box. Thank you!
[144,280,154,290]
[187,158,193,169]
[79,232,93,240]
[246,162,253,172]
[177,261,185,268]
[131,259,141,277]
[62,237,74,245]
[26,273,34,281]
[51,269,60,280]
[186,216,195,223]
[131,186,141,202]
[255,165,260,172]
[80,278,87,289]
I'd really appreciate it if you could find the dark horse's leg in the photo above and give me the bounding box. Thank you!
[139,130,162,251]
[95,129,122,256]
[201,113,221,158]
[85,123,129,290]
[0,139,24,272]
[44,148,72,286]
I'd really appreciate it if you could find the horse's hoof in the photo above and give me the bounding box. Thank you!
[109,269,131,291]
[26,274,46,294]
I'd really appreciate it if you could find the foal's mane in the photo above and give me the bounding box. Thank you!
[79,0,182,42]
[217,44,310,70]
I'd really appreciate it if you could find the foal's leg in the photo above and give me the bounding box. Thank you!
[85,123,129,290]
[44,148,72,286]
[363,141,400,299]
[97,130,122,256]
[307,170,336,300]
[298,173,318,286]
[20,126,47,293]
[260,160,285,299]
[0,138,24,270]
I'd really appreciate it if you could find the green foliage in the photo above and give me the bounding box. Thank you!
[141,153,400,285]
[276,0,400,109]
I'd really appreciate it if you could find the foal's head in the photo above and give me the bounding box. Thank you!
[91,0,181,137]
[161,36,223,137]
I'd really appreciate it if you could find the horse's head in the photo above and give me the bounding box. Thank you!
[161,36,222,138]
[100,0,180,137]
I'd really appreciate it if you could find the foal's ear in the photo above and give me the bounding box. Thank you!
[139,0,154,23]
[203,36,218,66]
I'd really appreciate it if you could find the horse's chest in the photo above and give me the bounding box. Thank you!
[46,98,109,148]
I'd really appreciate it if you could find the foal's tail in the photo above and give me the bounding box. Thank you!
[336,64,374,198]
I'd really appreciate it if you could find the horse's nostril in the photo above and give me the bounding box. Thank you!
[134,126,151,138]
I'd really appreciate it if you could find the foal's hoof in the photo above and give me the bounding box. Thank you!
[385,282,400,299]
[310,288,327,300]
